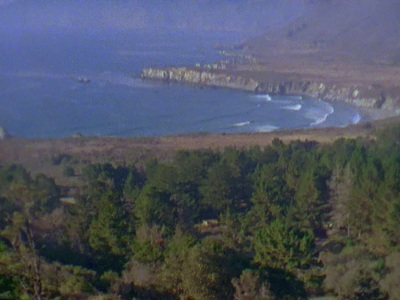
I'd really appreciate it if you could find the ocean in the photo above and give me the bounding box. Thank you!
[0,29,361,138]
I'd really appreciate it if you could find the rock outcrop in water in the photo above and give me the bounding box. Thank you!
[141,67,400,111]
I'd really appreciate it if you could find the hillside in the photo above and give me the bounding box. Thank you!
[247,0,400,65]
[142,1,400,114]
[2,121,400,299]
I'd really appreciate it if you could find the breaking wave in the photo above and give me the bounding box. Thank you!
[234,121,251,127]
[255,94,272,101]
[306,102,335,126]
[286,95,303,100]
[352,112,361,124]
[283,104,302,111]
[255,124,279,132]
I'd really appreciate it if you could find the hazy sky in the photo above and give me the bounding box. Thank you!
[0,0,307,34]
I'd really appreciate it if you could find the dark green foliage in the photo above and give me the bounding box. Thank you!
[321,138,358,168]
[82,163,131,192]
[0,164,30,189]
[173,150,217,185]
[123,166,145,199]
[31,173,61,214]
[158,230,197,297]
[135,184,176,229]
[377,122,400,151]
[0,196,17,230]
[348,144,368,186]
[3,123,400,298]
[0,166,60,217]
[200,159,240,213]
[51,153,72,165]
[131,225,166,263]
[0,241,20,299]
[82,163,115,183]
[384,154,400,195]
[1,212,45,299]
[248,145,279,166]
[253,220,317,299]
[0,276,19,299]
[180,238,244,300]
[267,269,307,299]
[386,198,400,246]
[88,188,127,256]
[51,265,97,299]
[247,164,294,230]
[63,165,75,177]
[100,270,120,295]
[199,148,256,216]
[292,165,330,236]
[254,220,316,272]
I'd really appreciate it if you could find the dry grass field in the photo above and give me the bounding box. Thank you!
[1,113,398,186]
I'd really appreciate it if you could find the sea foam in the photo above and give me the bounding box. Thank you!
[306,102,335,126]
[255,94,272,101]
[255,124,279,132]
[234,121,251,127]
[283,104,302,111]
[352,112,361,124]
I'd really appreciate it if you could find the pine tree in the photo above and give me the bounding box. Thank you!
[253,220,316,272]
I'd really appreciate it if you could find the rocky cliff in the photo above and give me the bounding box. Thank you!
[141,67,400,111]
[142,67,259,92]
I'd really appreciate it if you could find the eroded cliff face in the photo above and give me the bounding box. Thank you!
[142,67,259,92]
[142,67,400,111]
[261,81,399,110]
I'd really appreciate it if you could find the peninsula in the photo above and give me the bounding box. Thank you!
[142,1,400,119]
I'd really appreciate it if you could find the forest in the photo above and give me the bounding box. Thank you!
[1,123,400,299]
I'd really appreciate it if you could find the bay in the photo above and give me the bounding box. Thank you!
[0,29,361,138]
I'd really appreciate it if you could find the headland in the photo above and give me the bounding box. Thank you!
[142,1,400,121]
[141,59,400,121]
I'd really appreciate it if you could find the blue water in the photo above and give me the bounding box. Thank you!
[0,30,361,138]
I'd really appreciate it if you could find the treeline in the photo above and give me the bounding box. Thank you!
[2,124,400,299]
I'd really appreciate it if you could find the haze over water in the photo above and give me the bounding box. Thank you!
[0,1,362,139]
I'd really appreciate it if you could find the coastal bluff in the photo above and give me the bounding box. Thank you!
[141,67,400,112]
[142,67,259,92]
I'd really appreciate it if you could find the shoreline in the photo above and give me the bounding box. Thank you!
[141,66,398,126]
[2,43,399,142]
[0,79,394,142]
[2,111,400,184]
[141,66,400,116]
[2,115,399,180]
[0,75,395,142]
